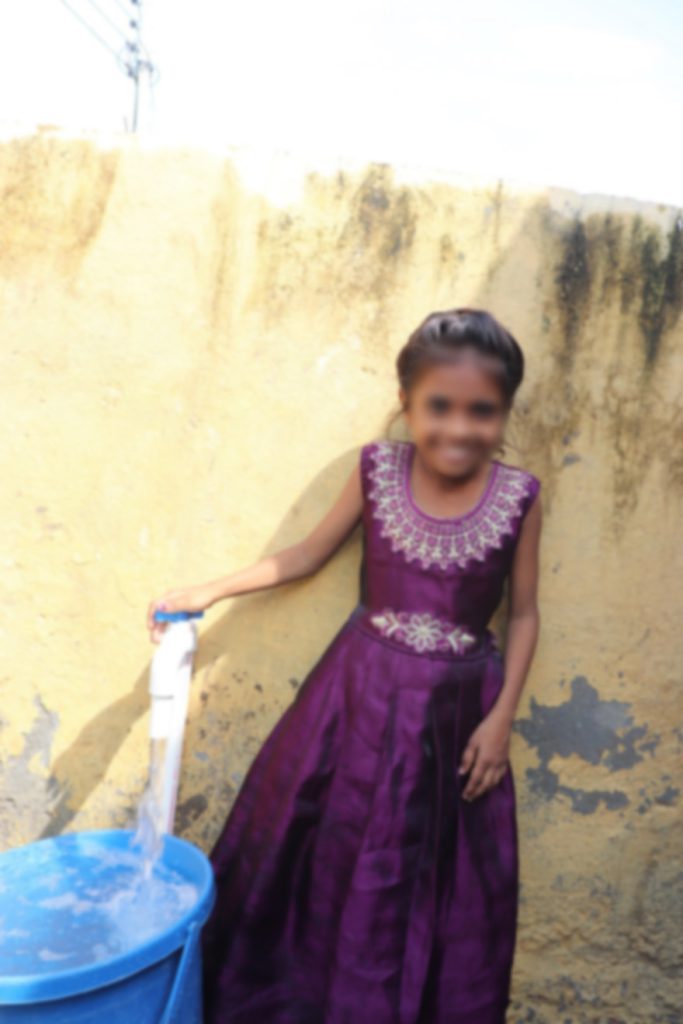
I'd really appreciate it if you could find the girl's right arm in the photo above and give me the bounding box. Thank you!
[147,459,364,643]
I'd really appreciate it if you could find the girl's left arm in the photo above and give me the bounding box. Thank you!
[490,488,543,726]
[458,489,542,800]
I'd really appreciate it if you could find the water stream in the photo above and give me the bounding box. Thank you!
[131,737,168,878]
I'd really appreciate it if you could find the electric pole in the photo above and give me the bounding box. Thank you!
[124,0,155,132]
[58,0,158,133]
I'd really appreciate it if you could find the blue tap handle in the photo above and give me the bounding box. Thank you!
[153,609,205,622]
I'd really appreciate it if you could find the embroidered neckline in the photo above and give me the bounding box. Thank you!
[366,439,530,572]
[404,443,500,523]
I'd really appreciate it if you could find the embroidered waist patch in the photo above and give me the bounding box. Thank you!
[368,608,479,655]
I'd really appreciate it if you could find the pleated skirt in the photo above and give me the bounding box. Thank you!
[201,611,518,1024]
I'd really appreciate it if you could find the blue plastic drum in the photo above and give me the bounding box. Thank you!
[0,829,216,1023]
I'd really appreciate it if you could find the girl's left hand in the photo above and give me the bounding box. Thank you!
[458,709,511,801]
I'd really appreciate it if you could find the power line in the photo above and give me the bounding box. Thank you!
[109,0,135,21]
[57,0,123,63]
[81,0,129,43]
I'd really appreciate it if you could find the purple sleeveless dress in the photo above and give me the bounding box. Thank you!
[201,439,541,1024]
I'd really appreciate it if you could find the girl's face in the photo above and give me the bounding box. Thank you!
[399,351,509,477]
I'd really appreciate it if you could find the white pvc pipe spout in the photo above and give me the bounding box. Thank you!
[149,611,203,835]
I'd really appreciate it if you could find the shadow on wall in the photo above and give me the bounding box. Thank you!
[36,447,367,842]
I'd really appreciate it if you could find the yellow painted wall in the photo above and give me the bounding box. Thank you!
[1,128,681,1022]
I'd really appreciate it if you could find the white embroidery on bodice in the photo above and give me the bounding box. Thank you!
[366,440,530,571]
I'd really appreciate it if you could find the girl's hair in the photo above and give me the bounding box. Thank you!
[386,307,525,434]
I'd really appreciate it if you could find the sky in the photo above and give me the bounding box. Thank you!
[2,0,683,206]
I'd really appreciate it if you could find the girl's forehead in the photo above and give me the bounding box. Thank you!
[411,353,504,393]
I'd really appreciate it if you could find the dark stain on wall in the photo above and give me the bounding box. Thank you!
[549,206,683,370]
[439,233,456,265]
[525,198,683,531]
[514,677,660,814]
[0,695,64,845]
[633,214,683,365]
[245,204,308,326]
[175,792,209,833]
[334,164,418,302]
[597,211,624,303]
[209,158,241,339]
[0,134,119,280]
[242,161,420,329]
[554,217,592,370]
[636,782,680,814]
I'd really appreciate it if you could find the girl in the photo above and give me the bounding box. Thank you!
[148,307,542,1024]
